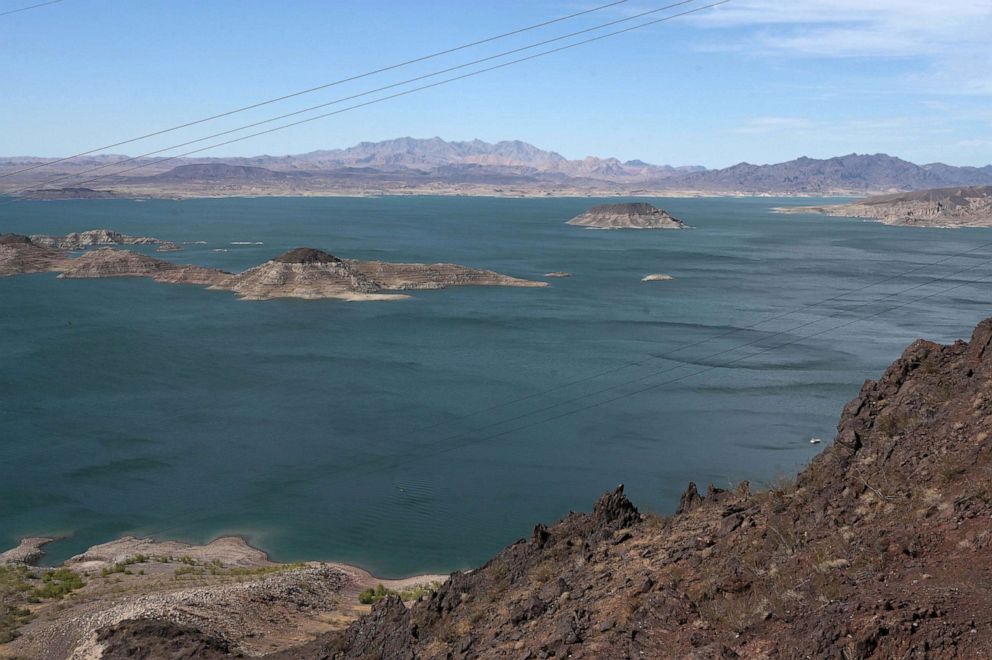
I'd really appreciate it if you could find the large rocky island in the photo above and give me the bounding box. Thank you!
[6,317,992,657]
[567,202,687,229]
[779,185,992,228]
[0,233,546,300]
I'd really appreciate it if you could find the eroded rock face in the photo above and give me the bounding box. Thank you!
[567,202,687,229]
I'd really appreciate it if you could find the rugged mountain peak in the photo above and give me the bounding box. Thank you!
[272,248,341,264]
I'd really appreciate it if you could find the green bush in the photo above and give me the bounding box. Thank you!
[358,582,440,605]
[33,568,84,599]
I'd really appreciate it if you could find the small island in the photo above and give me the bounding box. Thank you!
[567,202,687,229]
[1,234,547,301]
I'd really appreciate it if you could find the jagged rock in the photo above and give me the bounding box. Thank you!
[94,619,233,660]
[592,485,639,529]
[676,482,703,515]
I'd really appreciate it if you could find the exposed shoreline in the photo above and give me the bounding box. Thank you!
[1,532,448,583]
[0,533,447,659]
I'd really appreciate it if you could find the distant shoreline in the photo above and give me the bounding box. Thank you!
[1,188,865,201]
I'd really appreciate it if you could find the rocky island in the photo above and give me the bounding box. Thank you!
[6,318,992,657]
[777,185,992,228]
[567,202,687,229]
[30,228,182,252]
[0,235,547,300]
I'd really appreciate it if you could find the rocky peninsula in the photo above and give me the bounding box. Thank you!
[0,236,546,300]
[6,318,992,657]
[777,185,992,228]
[567,202,687,229]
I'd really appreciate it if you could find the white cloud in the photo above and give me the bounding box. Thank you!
[695,0,991,56]
[690,0,992,95]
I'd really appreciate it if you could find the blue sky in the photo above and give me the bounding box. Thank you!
[2,0,990,167]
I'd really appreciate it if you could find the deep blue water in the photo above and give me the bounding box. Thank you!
[1,196,990,576]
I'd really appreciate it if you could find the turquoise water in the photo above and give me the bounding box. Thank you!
[1,196,990,576]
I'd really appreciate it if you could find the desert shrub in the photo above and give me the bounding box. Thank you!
[173,565,205,579]
[359,582,440,605]
[359,583,389,604]
[33,569,84,599]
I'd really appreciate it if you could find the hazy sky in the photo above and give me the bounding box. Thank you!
[3,0,991,167]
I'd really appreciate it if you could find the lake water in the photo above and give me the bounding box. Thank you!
[1,196,990,576]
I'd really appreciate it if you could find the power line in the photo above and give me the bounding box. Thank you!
[16,0,701,193]
[0,0,63,17]
[8,0,728,198]
[0,0,630,178]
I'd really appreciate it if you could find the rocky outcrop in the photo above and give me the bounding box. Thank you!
[567,202,687,229]
[30,228,181,252]
[778,185,992,227]
[0,234,68,276]
[0,537,54,565]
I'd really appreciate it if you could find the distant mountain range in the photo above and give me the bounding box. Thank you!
[3,137,991,198]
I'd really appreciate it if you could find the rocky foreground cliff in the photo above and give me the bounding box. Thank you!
[5,317,989,658]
